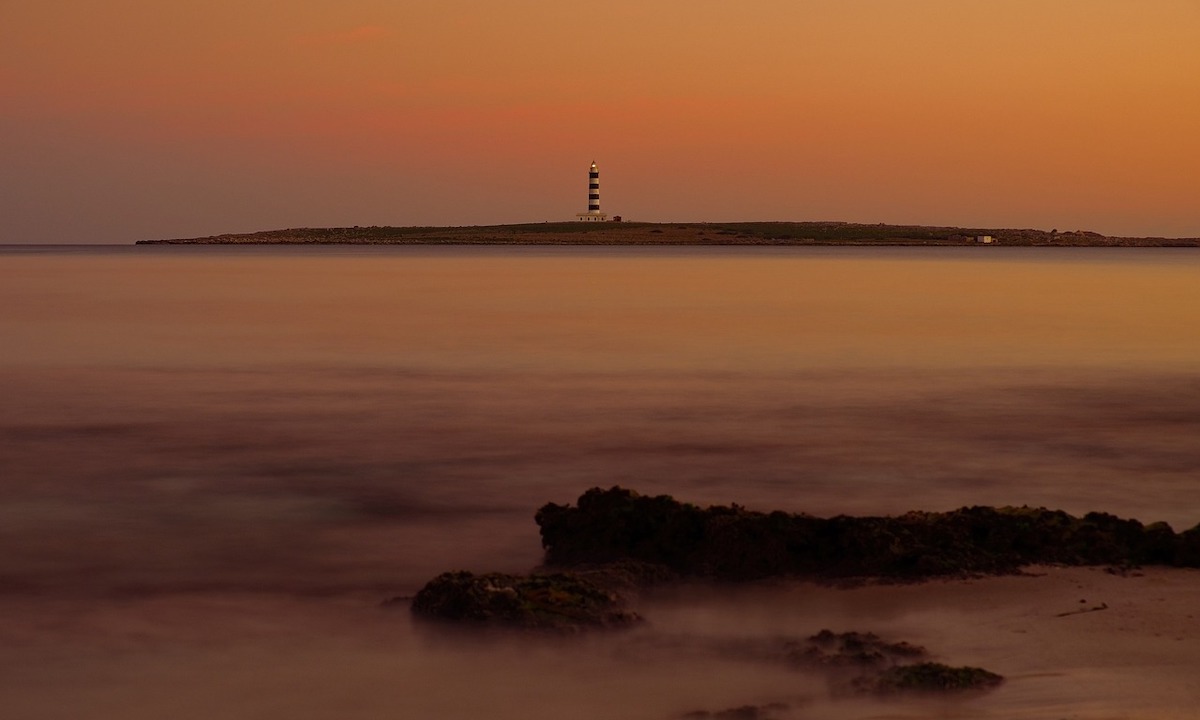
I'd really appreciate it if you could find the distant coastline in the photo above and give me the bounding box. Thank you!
[136,221,1200,247]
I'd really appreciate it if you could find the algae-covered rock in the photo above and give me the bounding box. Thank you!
[783,631,1002,697]
[789,629,928,669]
[865,662,1004,694]
[537,487,1194,581]
[410,570,640,631]
[681,703,789,720]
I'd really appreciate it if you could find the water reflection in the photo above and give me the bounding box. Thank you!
[2,247,1199,718]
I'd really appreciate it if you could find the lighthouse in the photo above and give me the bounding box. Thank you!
[575,161,608,222]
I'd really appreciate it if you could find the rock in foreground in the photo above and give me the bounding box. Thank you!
[865,662,1005,694]
[537,487,1192,581]
[791,629,928,669]
[790,631,1001,696]
[410,571,641,631]
[681,703,790,720]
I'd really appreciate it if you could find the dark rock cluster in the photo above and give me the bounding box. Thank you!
[537,487,1198,581]
[791,629,927,669]
[866,662,1004,695]
[401,485,1200,710]
[677,629,1002,717]
[681,703,789,720]
[774,630,1000,696]
[409,570,640,631]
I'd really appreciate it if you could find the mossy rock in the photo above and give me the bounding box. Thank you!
[789,629,928,669]
[410,571,641,631]
[865,662,1004,694]
[681,703,789,720]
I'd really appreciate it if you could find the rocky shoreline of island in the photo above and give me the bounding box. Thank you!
[136,221,1200,247]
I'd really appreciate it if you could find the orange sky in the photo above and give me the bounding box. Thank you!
[3,1,1199,242]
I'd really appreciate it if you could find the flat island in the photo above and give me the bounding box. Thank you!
[137,221,1200,246]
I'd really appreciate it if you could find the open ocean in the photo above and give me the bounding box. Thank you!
[3,245,1200,719]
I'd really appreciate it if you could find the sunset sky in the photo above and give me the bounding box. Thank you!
[3,1,1199,243]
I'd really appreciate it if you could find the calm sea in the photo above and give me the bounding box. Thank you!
[2,245,1199,719]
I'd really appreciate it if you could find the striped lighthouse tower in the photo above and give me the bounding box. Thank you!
[576,161,608,221]
[588,161,600,212]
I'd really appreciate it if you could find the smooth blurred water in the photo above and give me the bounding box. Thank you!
[3,245,1200,719]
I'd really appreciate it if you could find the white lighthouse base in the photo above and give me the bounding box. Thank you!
[576,212,608,222]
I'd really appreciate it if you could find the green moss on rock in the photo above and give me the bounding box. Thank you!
[409,570,641,631]
[681,703,789,720]
[866,662,1005,694]
[790,629,928,669]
